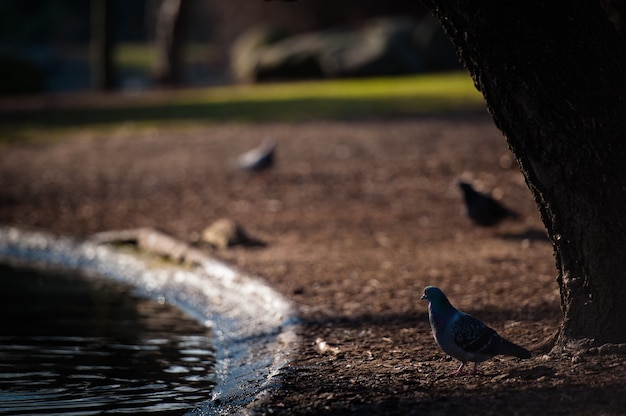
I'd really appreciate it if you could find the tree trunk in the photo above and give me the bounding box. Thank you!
[153,0,190,86]
[91,0,116,90]
[602,0,626,38]
[421,0,626,348]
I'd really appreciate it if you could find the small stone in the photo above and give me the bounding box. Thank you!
[315,337,341,355]
[201,218,248,249]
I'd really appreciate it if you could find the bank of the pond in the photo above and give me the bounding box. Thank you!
[0,227,300,415]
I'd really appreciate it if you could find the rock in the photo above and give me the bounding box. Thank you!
[315,337,341,355]
[230,26,289,83]
[201,218,251,249]
[254,32,329,80]
[230,16,460,83]
[332,17,425,77]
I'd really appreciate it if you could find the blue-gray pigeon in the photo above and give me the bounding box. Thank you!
[235,138,276,172]
[457,180,519,227]
[421,286,531,375]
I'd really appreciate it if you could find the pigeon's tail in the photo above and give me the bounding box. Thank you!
[496,339,531,359]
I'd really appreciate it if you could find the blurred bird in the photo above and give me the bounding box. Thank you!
[457,180,519,226]
[235,138,276,172]
[421,286,531,376]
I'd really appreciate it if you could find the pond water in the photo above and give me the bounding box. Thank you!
[0,264,216,415]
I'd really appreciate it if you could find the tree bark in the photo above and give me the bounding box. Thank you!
[153,0,190,86]
[421,0,626,348]
[601,0,626,38]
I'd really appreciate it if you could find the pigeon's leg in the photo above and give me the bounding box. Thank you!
[449,362,468,376]
[470,362,482,375]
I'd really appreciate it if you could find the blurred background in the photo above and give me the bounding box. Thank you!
[0,0,462,95]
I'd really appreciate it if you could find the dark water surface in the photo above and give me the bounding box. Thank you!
[0,264,216,415]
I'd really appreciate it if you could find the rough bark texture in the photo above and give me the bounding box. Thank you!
[422,0,626,347]
[602,0,626,37]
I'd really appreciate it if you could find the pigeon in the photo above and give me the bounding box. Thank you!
[420,286,531,376]
[235,138,276,172]
[457,180,519,227]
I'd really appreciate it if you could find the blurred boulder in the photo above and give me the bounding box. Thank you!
[230,16,460,82]
[332,17,426,77]
[230,26,291,82]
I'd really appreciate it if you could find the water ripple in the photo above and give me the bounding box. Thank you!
[0,267,216,416]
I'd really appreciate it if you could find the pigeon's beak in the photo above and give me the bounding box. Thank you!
[420,293,427,300]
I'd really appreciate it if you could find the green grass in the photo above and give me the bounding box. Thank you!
[0,71,486,144]
[115,42,216,71]
[115,43,156,71]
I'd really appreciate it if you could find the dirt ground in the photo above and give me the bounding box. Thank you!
[1,116,626,415]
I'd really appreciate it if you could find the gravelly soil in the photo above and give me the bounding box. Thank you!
[2,116,625,415]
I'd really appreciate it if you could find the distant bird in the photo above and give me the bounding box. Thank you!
[457,180,519,226]
[421,286,531,376]
[235,138,276,172]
